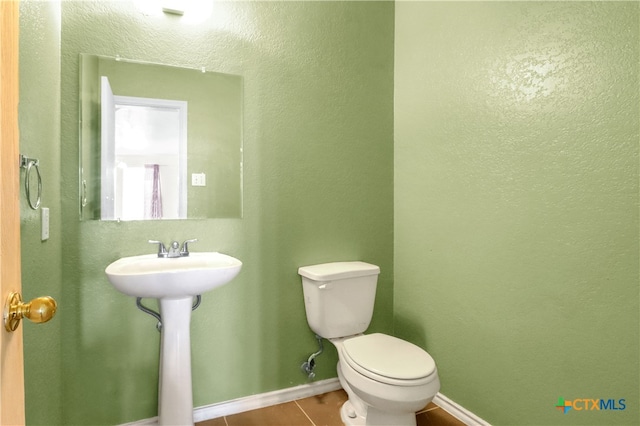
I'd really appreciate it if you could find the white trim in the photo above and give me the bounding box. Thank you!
[119,378,342,426]
[433,392,492,426]
[194,378,342,422]
[119,417,157,426]
[120,381,492,426]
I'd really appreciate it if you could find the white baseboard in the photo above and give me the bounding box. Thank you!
[193,377,342,422]
[433,392,491,426]
[120,378,342,425]
[121,380,490,426]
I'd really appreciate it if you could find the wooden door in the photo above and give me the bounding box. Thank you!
[0,1,25,424]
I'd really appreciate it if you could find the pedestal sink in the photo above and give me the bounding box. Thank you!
[105,252,242,425]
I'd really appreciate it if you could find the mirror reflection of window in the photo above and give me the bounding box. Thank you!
[116,164,165,220]
[101,76,187,220]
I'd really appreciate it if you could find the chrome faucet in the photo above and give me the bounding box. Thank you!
[148,240,168,257]
[149,239,198,258]
[167,241,181,257]
[180,239,198,256]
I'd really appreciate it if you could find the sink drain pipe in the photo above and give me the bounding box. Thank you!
[136,296,202,332]
[301,334,324,380]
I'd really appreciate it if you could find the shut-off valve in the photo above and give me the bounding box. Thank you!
[301,334,324,380]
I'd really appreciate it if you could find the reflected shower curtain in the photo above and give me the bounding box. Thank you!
[144,164,163,219]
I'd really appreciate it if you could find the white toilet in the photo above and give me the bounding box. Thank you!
[298,261,440,426]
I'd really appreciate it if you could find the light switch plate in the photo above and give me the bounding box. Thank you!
[41,207,50,241]
[191,173,206,187]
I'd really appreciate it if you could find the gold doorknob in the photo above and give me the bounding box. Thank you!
[4,292,57,332]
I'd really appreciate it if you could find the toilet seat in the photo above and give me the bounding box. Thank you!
[341,333,437,387]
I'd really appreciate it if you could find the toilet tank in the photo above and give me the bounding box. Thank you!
[298,261,380,339]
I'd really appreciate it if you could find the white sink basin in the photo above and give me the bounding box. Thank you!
[105,252,242,299]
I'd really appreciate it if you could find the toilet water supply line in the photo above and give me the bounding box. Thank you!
[136,296,202,332]
[301,334,324,380]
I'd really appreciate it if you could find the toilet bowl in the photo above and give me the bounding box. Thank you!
[332,334,440,426]
[298,262,441,426]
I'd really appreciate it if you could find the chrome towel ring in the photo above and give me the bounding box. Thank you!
[20,154,42,210]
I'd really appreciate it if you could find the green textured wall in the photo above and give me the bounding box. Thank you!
[22,1,638,425]
[19,1,63,425]
[395,2,639,425]
[58,1,394,424]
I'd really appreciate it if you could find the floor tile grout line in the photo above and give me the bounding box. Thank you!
[417,405,441,414]
[294,400,317,426]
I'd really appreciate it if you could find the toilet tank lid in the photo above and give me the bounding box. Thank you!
[298,261,380,281]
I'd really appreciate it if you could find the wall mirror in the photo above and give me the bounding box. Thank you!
[79,54,243,220]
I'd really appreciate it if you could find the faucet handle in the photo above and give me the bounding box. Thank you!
[180,239,198,256]
[148,240,168,257]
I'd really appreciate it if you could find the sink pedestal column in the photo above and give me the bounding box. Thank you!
[158,297,194,426]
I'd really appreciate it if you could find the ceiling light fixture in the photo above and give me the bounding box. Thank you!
[162,1,184,16]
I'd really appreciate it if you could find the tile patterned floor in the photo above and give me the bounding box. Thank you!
[196,390,466,426]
